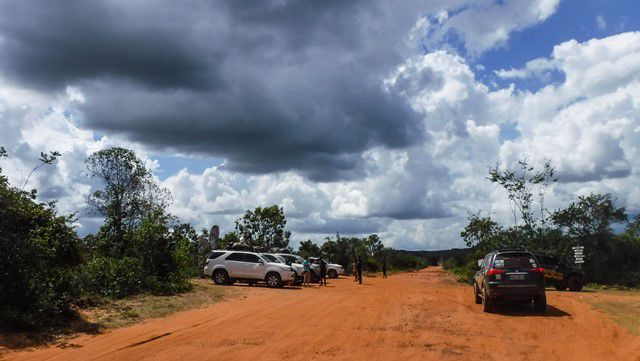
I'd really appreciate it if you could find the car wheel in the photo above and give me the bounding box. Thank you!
[310,270,318,283]
[213,270,229,285]
[266,272,282,288]
[328,269,338,279]
[474,283,482,304]
[567,275,584,292]
[534,294,547,312]
[481,286,493,313]
[554,283,568,291]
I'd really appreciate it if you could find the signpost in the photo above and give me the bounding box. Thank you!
[572,246,585,265]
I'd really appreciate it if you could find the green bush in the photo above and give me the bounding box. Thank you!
[441,256,476,284]
[0,173,83,329]
[81,256,144,298]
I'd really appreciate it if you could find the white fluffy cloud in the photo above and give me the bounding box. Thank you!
[417,0,561,56]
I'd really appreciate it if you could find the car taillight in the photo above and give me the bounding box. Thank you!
[487,268,504,276]
[530,267,545,273]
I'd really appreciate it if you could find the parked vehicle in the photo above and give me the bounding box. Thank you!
[203,250,296,288]
[474,251,547,313]
[534,253,586,292]
[276,253,321,282]
[308,257,345,278]
[261,253,303,285]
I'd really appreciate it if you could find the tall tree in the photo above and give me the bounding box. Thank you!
[298,239,321,258]
[86,147,169,256]
[488,158,556,230]
[552,193,627,282]
[234,205,290,251]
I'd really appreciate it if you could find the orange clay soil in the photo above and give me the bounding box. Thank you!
[3,267,640,361]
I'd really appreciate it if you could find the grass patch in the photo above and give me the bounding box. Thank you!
[586,283,640,292]
[0,278,231,351]
[587,298,640,335]
[81,278,230,329]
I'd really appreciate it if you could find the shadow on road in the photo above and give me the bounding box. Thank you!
[0,314,101,351]
[227,283,302,290]
[493,302,571,317]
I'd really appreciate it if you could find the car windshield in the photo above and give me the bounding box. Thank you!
[494,253,538,269]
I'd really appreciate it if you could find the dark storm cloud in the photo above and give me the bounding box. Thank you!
[0,0,438,179]
[0,2,218,90]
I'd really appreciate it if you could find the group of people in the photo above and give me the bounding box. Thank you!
[301,257,328,287]
[300,256,388,287]
[352,257,387,284]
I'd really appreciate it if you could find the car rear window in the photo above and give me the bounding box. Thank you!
[494,253,538,269]
[225,252,246,262]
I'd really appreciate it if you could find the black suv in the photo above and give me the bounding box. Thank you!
[534,253,586,292]
[474,251,546,313]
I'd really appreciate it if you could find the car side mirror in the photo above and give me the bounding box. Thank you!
[477,259,483,268]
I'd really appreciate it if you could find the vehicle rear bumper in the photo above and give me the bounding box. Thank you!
[487,283,545,298]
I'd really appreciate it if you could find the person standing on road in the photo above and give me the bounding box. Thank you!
[382,258,387,279]
[302,257,311,287]
[357,257,363,285]
[352,258,359,282]
[318,257,327,286]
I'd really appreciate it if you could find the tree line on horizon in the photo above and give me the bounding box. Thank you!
[0,146,426,330]
[444,158,640,287]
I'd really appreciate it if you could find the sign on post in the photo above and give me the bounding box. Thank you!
[572,246,585,264]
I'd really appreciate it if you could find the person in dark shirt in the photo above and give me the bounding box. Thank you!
[382,258,387,278]
[356,257,363,285]
[318,257,327,286]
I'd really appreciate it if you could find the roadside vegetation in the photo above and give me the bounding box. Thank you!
[0,146,205,331]
[443,158,640,288]
[0,145,427,336]
[297,235,429,275]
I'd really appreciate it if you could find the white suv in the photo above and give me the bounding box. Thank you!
[261,253,303,285]
[203,250,296,288]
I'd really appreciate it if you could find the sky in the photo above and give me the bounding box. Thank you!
[0,0,639,250]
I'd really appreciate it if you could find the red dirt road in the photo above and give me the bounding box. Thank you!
[4,267,640,361]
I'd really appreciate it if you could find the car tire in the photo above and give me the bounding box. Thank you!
[554,283,568,291]
[481,286,493,313]
[567,275,584,292]
[474,283,482,304]
[534,294,547,312]
[328,269,338,279]
[213,270,229,285]
[310,270,318,283]
[266,272,282,288]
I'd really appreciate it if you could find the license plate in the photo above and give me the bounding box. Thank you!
[510,274,525,280]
